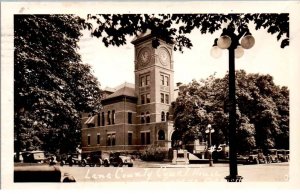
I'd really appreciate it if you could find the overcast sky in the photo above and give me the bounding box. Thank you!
[78,20,290,90]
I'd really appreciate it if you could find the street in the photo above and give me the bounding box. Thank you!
[60,161,289,182]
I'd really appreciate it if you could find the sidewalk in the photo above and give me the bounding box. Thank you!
[133,159,230,168]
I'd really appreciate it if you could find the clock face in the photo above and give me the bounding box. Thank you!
[159,48,170,66]
[138,47,151,66]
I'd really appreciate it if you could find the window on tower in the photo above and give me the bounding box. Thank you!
[161,75,164,85]
[165,94,169,104]
[141,112,145,124]
[146,111,150,123]
[141,94,145,104]
[161,111,165,121]
[146,93,150,103]
[146,75,150,85]
[161,93,164,103]
[140,76,145,86]
[165,75,169,86]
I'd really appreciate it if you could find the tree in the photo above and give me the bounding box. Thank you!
[86,13,289,51]
[172,70,289,152]
[14,15,102,156]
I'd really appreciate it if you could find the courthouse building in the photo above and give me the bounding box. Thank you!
[81,31,180,154]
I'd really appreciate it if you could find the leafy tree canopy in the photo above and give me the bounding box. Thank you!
[14,15,102,154]
[173,70,289,153]
[86,13,289,51]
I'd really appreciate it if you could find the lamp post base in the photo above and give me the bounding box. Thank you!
[225,175,243,182]
[209,159,213,167]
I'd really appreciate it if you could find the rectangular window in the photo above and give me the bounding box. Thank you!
[141,133,145,145]
[107,111,111,125]
[107,133,116,146]
[87,135,91,146]
[141,94,145,104]
[161,75,164,85]
[112,134,116,146]
[128,133,133,145]
[102,112,105,126]
[128,112,132,124]
[146,75,150,85]
[97,133,100,145]
[107,134,111,146]
[97,113,100,126]
[161,93,164,103]
[165,76,169,86]
[140,76,145,86]
[112,110,115,124]
[165,94,169,104]
[146,132,151,144]
[146,93,150,103]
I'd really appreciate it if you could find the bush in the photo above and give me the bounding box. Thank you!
[140,145,165,161]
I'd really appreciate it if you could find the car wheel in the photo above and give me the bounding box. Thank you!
[118,162,123,167]
[103,160,109,167]
[81,161,86,167]
[89,163,96,167]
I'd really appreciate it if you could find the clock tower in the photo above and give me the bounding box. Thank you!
[131,30,174,124]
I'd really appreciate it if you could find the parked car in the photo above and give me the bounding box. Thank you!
[21,151,46,163]
[277,149,289,162]
[60,153,82,166]
[103,152,133,167]
[237,152,250,164]
[266,149,279,163]
[247,149,266,164]
[81,152,103,167]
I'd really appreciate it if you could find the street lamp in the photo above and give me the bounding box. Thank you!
[211,24,255,182]
[205,124,215,167]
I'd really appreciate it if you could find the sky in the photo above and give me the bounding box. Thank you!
[78,21,290,90]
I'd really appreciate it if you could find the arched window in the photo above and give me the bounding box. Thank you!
[111,134,116,146]
[146,111,150,123]
[166,112,170,121]
[158,130,165,140]
[141,112,145,124]
[161,111,165,121]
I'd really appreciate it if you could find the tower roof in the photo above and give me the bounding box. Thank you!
[131,29,152,45]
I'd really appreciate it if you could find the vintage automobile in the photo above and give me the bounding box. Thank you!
[14,165,75,182]
[247,149,267,164]
[236,152,251,164]
[103,152,133,167]
[266,149,279,163]
[277,149,289,162]
[60,153,82,166]
[81,151,103,167]
[21,150,46,163]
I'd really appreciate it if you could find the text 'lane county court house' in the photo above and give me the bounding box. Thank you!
[81,31,199,155]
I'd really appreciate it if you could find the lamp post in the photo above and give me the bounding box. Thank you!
[211,24,255,182]
[205,124,215,167]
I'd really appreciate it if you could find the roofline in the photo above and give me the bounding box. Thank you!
[131,33,153,45]
[102,95,138,105]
